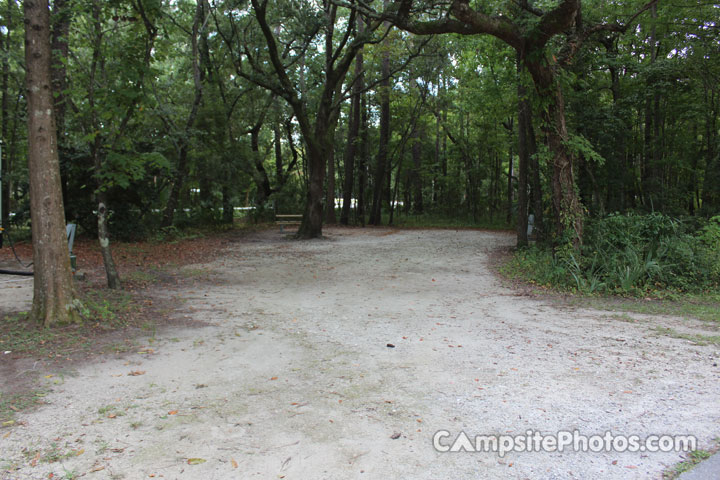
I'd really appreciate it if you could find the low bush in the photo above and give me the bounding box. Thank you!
[507,213,720,295]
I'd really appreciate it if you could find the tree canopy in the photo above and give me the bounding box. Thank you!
[1,0,719,288]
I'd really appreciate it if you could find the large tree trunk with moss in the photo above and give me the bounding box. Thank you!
[24,0,79,326]
[527,60,583,248]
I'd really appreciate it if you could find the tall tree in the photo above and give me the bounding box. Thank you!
[1,0,15,231]
[230,0,382,238]
[386,0,655,247]
[340,21,364,225]
[24,0,79,326]
[161,0,205,228]
[369,3,391,225]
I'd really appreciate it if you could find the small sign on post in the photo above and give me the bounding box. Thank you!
[66,223,77,272]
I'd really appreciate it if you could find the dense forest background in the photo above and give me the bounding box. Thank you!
[1,0,719,293]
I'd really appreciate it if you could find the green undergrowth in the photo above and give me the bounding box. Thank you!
[505,213,720,298]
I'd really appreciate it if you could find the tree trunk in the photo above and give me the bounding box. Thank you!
[506,119,514,225]
[24,0,79,326]
[340,97,357,225]
[527,60,583,248]
[96,192,121,289]
[369,8,391,225]
[87,0,121,289]
[297,138,326,238]
[248,121,273,208]
[340,65,362,224]
[222,185,233,224]
[274,122,283,184]
[525,98,543,242]
[547,90,582,246]
[357,93,368,226]
[642,3,661,211]
[325,146,336,224]
[1,0,12,230]
[411,121,424,213]
[516,62,530,247]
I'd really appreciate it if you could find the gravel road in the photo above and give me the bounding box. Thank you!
[1,228,719,479]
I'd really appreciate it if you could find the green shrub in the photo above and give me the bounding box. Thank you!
[508,213,720,295]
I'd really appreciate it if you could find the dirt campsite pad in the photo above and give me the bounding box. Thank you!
[1,228,719,479]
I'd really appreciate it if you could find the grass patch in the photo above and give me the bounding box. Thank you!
[569,295,720,323]
[654,327,720,346]
[0,288,137,357]
[609,313,637,323]
[0,390,46,427]
[123,270,160,285]
[664,446,718,479]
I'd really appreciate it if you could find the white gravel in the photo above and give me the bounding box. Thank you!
[1,227,719,479]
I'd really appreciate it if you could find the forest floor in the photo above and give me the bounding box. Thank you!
[1,227,719,479]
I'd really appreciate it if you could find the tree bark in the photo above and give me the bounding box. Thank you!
[24,0,79,326]
[528,61,583,248]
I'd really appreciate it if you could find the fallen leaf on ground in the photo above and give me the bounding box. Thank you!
[168,410,178,415]
[128,370,146,376]
[270,376,278,381]
[231,458,238,468]
[187,458,207,465]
